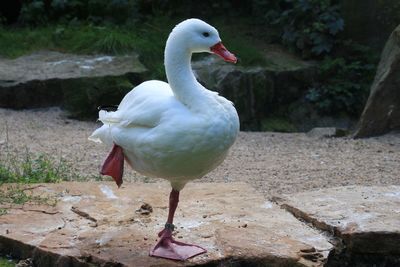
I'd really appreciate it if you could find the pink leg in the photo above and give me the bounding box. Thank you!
[101,144,124,188]
[149,189,207,260]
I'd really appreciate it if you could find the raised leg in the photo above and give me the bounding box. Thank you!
[101,144,124,187]
[149,189,207,260]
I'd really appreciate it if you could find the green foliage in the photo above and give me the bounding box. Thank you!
[250,1,377,118]
[92,30,135,54]
[0,257,15,267]
[0,24,142,58]
[0,153,72,184]
[51,25,139,55]
[0,151,71,213]
[305,42,377,116]
[18,0,139,25]
[267,0,344,57]
[0,26,52,58]
[19,0,48,25]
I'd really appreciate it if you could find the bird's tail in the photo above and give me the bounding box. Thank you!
[88,110,121,145]
[98,110,121,124]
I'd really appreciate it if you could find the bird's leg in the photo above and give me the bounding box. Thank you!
[101,144,124,188]
[156,189,179,238]
[149,189,206,261]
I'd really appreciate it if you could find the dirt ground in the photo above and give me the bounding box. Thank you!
[0,107,399,197]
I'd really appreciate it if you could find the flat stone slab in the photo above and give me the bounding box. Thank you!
[0,182,332,267]
[0,51,147,110]
[0,51,146,86]
[274,186,400,255]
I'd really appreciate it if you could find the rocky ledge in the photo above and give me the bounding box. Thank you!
[0,51,147,118]
[0,47,320,129]
[0,182,399,267]
[273,185,400,266]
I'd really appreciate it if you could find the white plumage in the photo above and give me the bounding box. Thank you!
[89,18,239,191]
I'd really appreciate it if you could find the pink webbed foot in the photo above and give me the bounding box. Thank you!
[149,225,206,261]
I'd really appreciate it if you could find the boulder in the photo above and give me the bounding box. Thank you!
[274,186,400,266]
[354,24,400,138]
[0,51,147,118]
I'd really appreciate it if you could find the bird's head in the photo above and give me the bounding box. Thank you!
[168,18,237,63]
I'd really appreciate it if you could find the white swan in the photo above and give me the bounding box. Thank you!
[89,18,239,260]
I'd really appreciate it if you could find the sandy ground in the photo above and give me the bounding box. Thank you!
[0,107,399,197]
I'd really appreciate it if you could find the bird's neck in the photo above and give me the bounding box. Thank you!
[164,41,206,108]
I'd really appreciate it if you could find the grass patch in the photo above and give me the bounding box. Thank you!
[0,184,57,209]
[0,23,167,79]
[0,25,138,58]
[0,152,78,184]
[0,151,75,215]
[0,143,91,214]
[0,26,54,58]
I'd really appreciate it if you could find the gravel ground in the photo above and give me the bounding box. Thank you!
[1,107,399,197]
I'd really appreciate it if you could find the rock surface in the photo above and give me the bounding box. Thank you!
[0,182,332,267]
[0,51,147,117]
[354,24,400,138]
[274,185,400,265]
[1,182,399,266]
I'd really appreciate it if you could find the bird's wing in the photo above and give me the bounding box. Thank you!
[99,80,183,129]
[89,80,186,145]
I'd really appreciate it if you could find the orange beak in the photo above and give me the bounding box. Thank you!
[210,42,237,63]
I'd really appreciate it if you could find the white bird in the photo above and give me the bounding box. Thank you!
[89,18,239,261]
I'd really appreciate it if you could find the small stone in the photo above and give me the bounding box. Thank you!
[307,127,348,138]
[300,247,316,253]
[200,234,213,239]
[135,203,153,215]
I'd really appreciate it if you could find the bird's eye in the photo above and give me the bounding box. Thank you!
[202,32,210,37]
